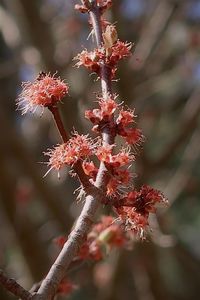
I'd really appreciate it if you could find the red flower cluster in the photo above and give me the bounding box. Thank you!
[43,1,167,249]
[75,48,104,75]
[109,40,132,64]
[95,144,134,195]
[17,73,69,114]
[75,24,132,80]
[84,217,126,260]
[85,96,144,147]
[116,207,149,238]
[120,127,144,146]
[85,95,117,132]
[123,185,166,212]
[116,108,136,126]
[114,185,167,237]
[79,143,133,196]
[96,145,133,167]
[116,108,144,145]
[46,133,94,174]
[84,94,144,196]
[54,216,127,261]
[106,169,132,196]
[57,279,76,296]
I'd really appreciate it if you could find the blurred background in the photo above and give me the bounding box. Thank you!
[0,0,200,299]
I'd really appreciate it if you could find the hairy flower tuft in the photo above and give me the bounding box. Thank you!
[116,108,136,127]
[116,206,149,238]
[45,133,95,174]
[17,72,69,114]
[110,40,132,62]
[79,216,126,261]
[107,168,132,195]
[118,128,144,146]
[75,49,104,75]
[85,95,118,132]
[116,107,144,146]
[115,185,167,238]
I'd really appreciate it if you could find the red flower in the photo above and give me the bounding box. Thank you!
[53,235,67,248]
[72,216,130,262]
[95,216,126,247]
[116,108,136,127]
[85,95,118,132]
[45,133,94,174]
[17,73,69,114]
[106,178,119,195]
[99,224,125,247]
[116,206,149,238]
[118,127,144,145]
[96,145,134,167]
[115,185,167,238]
[99,96,117,116]
[109,41,132,64]
[121,185,167,213]
[114,169,132,185]
[57,279,76,295]
[75,48,104,74]
[85,108,102,125]
[82,161,98,179]
[95,144,114,162]
[106,168,132,196]
[112,151,134,167]
[75,4,89,13]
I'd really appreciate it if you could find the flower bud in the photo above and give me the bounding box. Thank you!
[103,25,118,49]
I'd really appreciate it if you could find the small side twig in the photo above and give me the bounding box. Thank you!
[48,104,97,194]
[48,105,68,143]
[0,269,32,300]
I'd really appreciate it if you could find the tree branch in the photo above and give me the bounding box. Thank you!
[35,2,115,299]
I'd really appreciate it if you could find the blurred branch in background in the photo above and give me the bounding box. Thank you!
[164,127,200,203]
[153,87,200,168]
[131,0,180,71]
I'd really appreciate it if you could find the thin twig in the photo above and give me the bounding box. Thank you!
[131,0,179,70]
[0,269,32,300]
[48,105,68,143]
